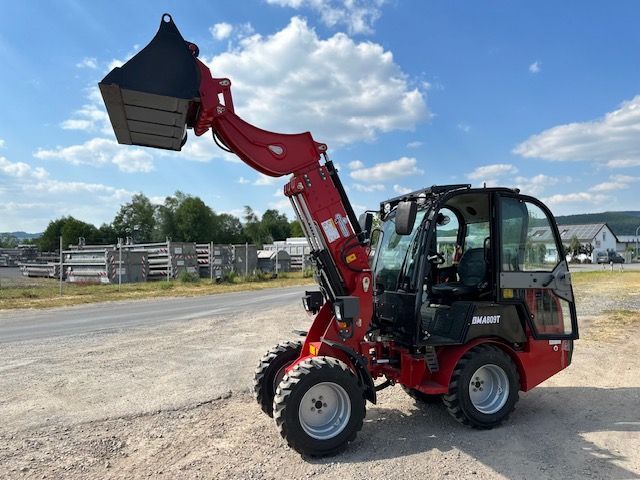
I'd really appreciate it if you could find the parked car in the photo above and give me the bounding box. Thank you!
[609,252,625,264]
[596,252,609,264]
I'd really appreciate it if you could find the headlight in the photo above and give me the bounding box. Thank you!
[333,303,343,321]
[302,291,324,314]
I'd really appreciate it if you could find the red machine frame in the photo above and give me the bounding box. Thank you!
[188,55,572,400]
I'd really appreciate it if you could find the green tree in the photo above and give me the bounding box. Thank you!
[289,220,304,237]
[0,233,19,248]
[243,206,269,246]
[112,193,156,242]
[261,209,291,241]
[174,196,216,242]
[96,223,118,244]
[39,216,98,251]
[568,235,581,256]
[215,213,245,244]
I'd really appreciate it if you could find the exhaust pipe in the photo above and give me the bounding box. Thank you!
[99,14,200,151]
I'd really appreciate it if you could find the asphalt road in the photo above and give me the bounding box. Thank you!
[0,285,308,344]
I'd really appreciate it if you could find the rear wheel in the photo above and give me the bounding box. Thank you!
[253,341,302,417]
[402,385,442,405]
[273,356,365,457]
[443,344,519,429]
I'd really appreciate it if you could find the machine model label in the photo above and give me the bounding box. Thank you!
[334,213,351,237]
[471,315,501,325]
[321,218,341,243]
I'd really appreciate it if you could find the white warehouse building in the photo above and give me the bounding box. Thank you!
[529,223,618,263]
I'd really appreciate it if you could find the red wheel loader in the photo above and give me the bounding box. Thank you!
[99,14,579,457]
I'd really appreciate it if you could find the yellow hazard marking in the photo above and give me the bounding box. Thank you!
[309,344,318,355]
[346,253,357,263]
[502,288,514,299]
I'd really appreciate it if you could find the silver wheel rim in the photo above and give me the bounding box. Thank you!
[468,364,509,414]
[298,382,351,440]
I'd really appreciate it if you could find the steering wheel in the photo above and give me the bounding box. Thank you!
[428,252,446,265]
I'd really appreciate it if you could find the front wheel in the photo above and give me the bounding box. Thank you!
[253,341,302,417]
[273,356,365,456]
[443,344,519,429]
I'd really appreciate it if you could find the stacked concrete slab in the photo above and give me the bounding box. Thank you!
[233,244,258,276]
[63,246,149,284]
[122,241,198,280]
[263,237,311,271]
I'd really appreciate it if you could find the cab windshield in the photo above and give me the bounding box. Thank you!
[373,209,426,291]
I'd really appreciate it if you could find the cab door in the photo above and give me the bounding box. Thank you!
[497,194,579,339]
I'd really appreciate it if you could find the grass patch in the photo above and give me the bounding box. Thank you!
[0,272,314,310]
[584,309,640,342]
[571,271,640,303]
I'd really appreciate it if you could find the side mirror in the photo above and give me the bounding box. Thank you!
[358,212,374,242]
[395,201,417,235]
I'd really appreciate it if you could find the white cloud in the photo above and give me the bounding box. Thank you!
[513,174,558,196]
[0,158,134,230]
[207,17,428,148]
[590,174,639,192]
[0,138,5,148]
[393,184,412,194]
[467,163,518,181]
[0,156,48,180]
[457,123,471,133]
[34,138,154,173]
[265,0,385,35]
[543,192,608,206]
[76,57,98,69]
[529,61,541,74]
[60,89,111,134]
[348,160,364,169]
[406,141,423,149]
[350,157,424,182]
[514,95,640,166]
[352,183,384,192]
[607,159,640,168]
[211,22,233,40]
[237,176,251,184]
[31,179,132,200]
[0,157,34,178]
[177,133,240,163]
[254,173,281,186]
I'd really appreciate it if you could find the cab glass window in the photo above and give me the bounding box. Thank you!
[500,197,559,272]
[464,222,490,250]
[435,208,459,268]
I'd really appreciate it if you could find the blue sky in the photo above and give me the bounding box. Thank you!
[1,0,640,232]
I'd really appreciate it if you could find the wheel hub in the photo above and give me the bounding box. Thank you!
[298,382,351,440]
[468,364,509,414]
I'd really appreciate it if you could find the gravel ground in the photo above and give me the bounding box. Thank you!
[0,282,639,479]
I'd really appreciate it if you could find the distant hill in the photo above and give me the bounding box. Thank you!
[554,211,640,236]
[0,231,42,240]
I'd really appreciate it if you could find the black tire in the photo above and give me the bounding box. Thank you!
[273,356,365,457]
[402,385,443,405]
[253,341,302,417]
[443,344,519,429]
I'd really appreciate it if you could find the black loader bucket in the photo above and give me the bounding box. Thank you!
[99,14,200,151]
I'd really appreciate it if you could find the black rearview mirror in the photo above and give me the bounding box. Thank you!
[359,212,374,242]
[395,201,417,235]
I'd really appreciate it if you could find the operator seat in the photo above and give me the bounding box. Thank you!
[432,248,488,298]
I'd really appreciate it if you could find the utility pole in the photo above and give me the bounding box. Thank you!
[59,236,63,296]
[210,241,214,282]
[636,225,640,263]
[118,237,122,291]
[245,242,249,277]
[275,249,279,276]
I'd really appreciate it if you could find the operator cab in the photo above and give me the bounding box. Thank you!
[372,184,578,348]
